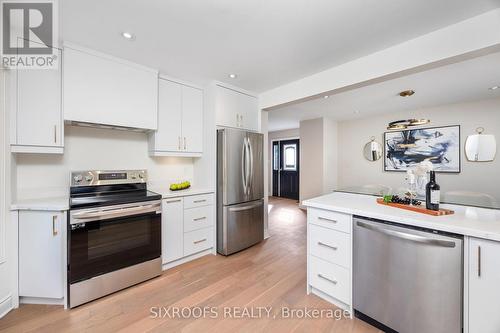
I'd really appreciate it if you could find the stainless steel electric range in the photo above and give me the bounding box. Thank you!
[68,170,162,308]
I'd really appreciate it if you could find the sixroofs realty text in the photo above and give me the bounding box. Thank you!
[150,306,351,320]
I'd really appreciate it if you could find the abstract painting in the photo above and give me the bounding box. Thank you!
[384,125,460,173]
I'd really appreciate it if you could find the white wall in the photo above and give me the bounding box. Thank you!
[323,118,338,194]
[267,128,300,194]
[337,97,500,205]
[15,125,195,199]
[299,119,324,203]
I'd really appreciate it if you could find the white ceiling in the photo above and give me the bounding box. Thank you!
[61,0,500,93]
[267,52,500,131]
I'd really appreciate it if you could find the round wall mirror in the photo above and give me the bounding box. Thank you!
[364,137,383,161]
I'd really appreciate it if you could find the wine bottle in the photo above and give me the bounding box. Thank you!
[425,171,440,211]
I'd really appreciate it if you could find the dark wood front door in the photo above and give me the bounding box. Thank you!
[272,139,299,200]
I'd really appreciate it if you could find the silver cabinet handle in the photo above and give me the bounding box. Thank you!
[54,125,57,143]
[166,199,182,204]
[178,137,181,150]
[318,216,337,223]
[478,246,482,277]
[318,241,338,251]
[193,216,207,221]
[193,238,207,244]
[236,114,240,127]
[184,137,187,150]
[193,199,206,203]
[356,221,456,248]
[318,274,337,285]
[52,215,58,236]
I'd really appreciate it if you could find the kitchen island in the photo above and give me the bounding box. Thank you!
[303,191,500,333]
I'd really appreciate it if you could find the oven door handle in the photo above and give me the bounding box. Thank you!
[72,203,161,222]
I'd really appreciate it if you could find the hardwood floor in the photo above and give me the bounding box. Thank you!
[0,197,379,333]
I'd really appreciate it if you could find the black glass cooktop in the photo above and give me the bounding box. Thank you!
[70,184,161,209]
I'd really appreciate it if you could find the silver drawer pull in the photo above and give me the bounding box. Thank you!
[193,217,207,221]
[318,241,338,250]
[194,199,206,203]
[318,274,337,285]
[318,216,337,223]
[193,238,207,244]
[166,199,182,203]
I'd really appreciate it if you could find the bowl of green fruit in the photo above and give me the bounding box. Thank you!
[169,181,191,191]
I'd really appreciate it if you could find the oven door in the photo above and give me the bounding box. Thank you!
[69,200,161,284]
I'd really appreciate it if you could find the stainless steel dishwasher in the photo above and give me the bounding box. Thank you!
[353,216,463,333]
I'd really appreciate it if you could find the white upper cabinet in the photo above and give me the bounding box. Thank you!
[63,43,158,130]
[181,85,203,153]
[214,84,259,131]
[468,237,500,333]
[149,78,203,157]
[9,45,63,154]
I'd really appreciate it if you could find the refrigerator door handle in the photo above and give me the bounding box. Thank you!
[241,138,248,195]
[247,138,253,196]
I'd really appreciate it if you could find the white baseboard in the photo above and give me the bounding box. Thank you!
[162,248,214,270]
[0,294,13,319]
[20,296,64,306]
[310,287,351,314]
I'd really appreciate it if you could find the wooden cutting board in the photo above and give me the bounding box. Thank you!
[376,198,454,216]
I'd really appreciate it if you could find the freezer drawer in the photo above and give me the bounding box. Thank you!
[217,199,264,255]
[353,217,463,333]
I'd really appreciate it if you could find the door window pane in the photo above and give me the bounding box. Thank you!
[283,144,297,171]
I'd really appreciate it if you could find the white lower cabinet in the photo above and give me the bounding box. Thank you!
[468,237,500,333]
[161,193,214,267]
[19,211,66,299]
[162,198,184,264]
[307,208,352,312]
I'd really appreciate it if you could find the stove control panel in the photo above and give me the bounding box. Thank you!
[70,170,148,187]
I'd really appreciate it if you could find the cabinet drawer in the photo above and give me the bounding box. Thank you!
[184,227,213,256]
[309,255,350,305]
[308,208,351,234]
[309,224,350,268]
[184,206,213,232]
[184,194,213,209]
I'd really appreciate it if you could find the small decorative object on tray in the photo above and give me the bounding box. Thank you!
[378,195,454,216]
[169,181,191,191]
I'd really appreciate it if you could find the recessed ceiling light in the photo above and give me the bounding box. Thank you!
[399,89,415,97]
[323,95,329,99]
[489,86,499,91]
[121,32,135,40]
[228,74,237,79]
[354,110,360,114]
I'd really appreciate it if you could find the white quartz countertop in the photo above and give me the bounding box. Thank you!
[10,188,214,211]
[11,196,70,211]
[303,192,500,242]
[148,187,214,199]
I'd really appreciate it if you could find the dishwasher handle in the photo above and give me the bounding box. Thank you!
[356,221,456,248]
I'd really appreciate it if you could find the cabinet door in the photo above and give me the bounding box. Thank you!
[155,79,183,152]
[15,46,62,148]
[19,211,64,299]
[181,85,203,153]
[215,85,239,128]
[162,198,184,264]
[237,92,259,131]
[63,45,158,130]
[469,238,500,333]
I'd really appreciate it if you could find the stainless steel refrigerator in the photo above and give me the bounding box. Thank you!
[217,128,264,255]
